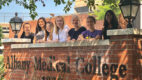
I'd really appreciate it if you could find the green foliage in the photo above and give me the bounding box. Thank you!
[0,0,122,20]
[0,27,3,46]
[0,55,4,80]
[93,0,121,20]
[63,0,74,13]
[15,0,38,20]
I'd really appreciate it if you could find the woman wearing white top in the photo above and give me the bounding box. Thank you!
[53,16,70,42]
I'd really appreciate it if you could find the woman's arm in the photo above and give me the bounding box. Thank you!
[33,36,36,43]
[88,35,101,41]
[37,39,46,43]
[94,35,101,40]
[67,35,71,41]
[78,34,84,40]
[67,35,76,41]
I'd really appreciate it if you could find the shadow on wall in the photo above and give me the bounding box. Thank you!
[91,37,142,80]
[2,38,142,80]
[91,40,128,80]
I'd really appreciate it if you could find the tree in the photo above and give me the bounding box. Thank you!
[0,27,3,46]
[93,0,121,20]
[0,0,120,20]
[0,27,3,80]
[0,55,4,80]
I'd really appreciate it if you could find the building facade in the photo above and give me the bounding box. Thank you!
[0,23,9,38]
[74,0,103,13]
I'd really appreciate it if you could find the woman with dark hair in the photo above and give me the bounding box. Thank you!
[20,23,34,43]
[34,17,49,43]
[78,16,102,40]
[103,10,119,39]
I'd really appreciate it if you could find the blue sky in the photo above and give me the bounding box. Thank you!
[0,0,75,22]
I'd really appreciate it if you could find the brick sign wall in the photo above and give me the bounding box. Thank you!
[2,29,142,80]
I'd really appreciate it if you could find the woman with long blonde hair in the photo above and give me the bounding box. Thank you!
[52,16,70,42]
[45,21,54,42]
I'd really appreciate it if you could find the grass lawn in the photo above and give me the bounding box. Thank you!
[0,54,3,61]
[0,54,4,80]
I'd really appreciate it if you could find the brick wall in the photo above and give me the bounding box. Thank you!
[2,29,142,80]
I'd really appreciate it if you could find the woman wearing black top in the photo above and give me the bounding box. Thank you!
[103,10,119,39]
[68,15,86,41]
[20,23,34,43]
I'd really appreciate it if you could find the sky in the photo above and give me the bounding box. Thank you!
[0,0,75,22]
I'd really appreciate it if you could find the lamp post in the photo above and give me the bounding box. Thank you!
[9,12,23,38]
[119,0,140,28]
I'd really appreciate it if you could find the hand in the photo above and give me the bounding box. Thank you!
[88,38,95,41]
[78,35,85,40]
[37,40,45,43]
[67,39,75,42]
[53,39,59,42]
[72,39,76,41]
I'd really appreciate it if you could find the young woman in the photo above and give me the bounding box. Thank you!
[45,21,54,42]
[52,16,70,42]
[103,10,119,39]
[78,16,102,40]
[68,15,86,41]
[20,23,34,43]
[34,17,49,43]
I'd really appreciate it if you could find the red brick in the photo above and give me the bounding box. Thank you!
[3,35,142,80]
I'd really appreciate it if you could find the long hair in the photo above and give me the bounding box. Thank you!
[55,16,64,35]
[46,21,54,40]
[103,10,118,39]
[36,17,47,34]
[21,22,31,38]
[35,17,48,41]
[104,10,118,29]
